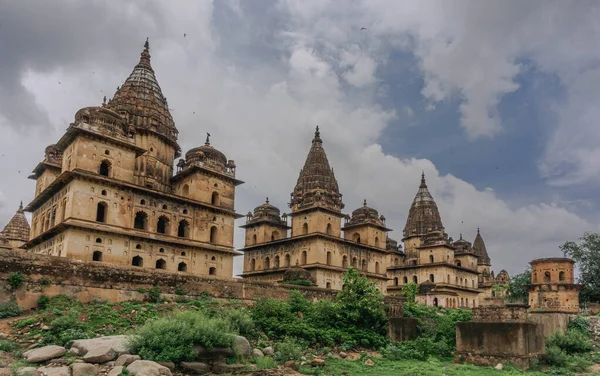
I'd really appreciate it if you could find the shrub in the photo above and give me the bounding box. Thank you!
[218,309,256,339]
[383,336,451,361]
[175,287,185,296]
[7,273,25,290]
[543,345,568,367]
[275,338,304,362]
[546,330,593,355]
[39,277,52,286]
[15,317,37,328]
[0,301,22,319]
[568,316,588,335]
[255,356,276,369]
[0,340,15,352]
[129,310,235,362]
[37,295,50,309]
[136,288,147,294]
[46,295,81,311]
[148,286,161,303]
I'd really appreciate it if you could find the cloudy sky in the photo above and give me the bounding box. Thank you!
[1,0,599,276]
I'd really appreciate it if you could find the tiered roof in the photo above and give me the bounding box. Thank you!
[473,228,491,265]
[403,173,445,239]
[0,203,30,244]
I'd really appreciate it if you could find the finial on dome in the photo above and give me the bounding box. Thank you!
[18,201,23,211]
[363,199,367,207]
[103,96,107,105]
[313,125,322,143]
[144,37,149,50]
[205,132,211,146]
[138,38,151,68]
[266,197,269,204]
[460,233,463,240]
[420,171,427,188]
[477,227,480,235]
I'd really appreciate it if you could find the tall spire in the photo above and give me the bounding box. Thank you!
[473,228,491,265]
[290,127,343,212]
[403,173,445,238]
[0,203,30,244]
[107,40,179,151]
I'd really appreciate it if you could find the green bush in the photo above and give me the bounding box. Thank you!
[148,286,161,303]
[217,309,256,339]
[37,295,50,309]
[255,356,276,369]
[543,345,568,367]
[0,340,16,352]
[45,295,81,311]
[0,301,22,319]
[175,287,185,296]
[568,316,588,334]
[136,288,147,294]
[7,273,25,290]
[383,336,451,361]
[128,310,235,362]
[546,330,593,355]
[39,277,52,286]
[275,337,304,362]
[15,317,37,328]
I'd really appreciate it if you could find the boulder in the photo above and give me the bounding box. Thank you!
[114,354,141,367]
[0,369,12,376]
[68,348,81,356]
[16,367,41,376]
[82,346,115,364]
[211,362,245,374]
[106,366,123,376]
[311,358,325,366]
[71,336,129,356]
[23,346,66,363]
[262,346,274,356]
[284,360,298,370]
[180,362,210,375]
[231,336,251,357]
[364,359,375,367]
[36,366,70,376]
[155,362,174,371]
[495,363,503,370]
[252,348,264,357]
[282,267,316,285]
[339,352,348,359]
[71,363,98,376]
[126,360,171,376]
[193,346,233,359]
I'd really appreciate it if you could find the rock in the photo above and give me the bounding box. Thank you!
[262,346,274,356]
[82,346,115,364]
[23,346,66,363]
[156,362,174,371]
[284,360,298,371]
[0,369,12,376]
[194,345,233,359]
[71,363,98,376]
[495,363,503,370]
[126,360,171,376]
[106,367,123,376]
[211,362,245,374]
[339,352,348,359]
[300,356,306,361]
[68,348,81,356]
[37,366,70,376]
[180,362,210,375]
[252,348,264,357]
[347,352,361,360]
[41,326,50,331]
[71,336,129,356]
[364,359,375,367]
[231,336,251,357]
[311,358,325,366]
[114,354,141,367]
[16,367,41,376]
[48,359,71,366]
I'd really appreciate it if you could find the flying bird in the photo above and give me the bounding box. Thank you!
[361,27,367,31]
[184,33,187,37]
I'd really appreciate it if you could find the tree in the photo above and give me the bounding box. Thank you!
[560,232,600,303]
[401,282,418,303]
[337,267,387,332]
[506,268,531,303]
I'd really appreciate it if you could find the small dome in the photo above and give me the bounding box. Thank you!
[453,233,472,252]
[244,198,288,227]
[184,134,228,171]
[346,199,386,227]
[253,198,281,218]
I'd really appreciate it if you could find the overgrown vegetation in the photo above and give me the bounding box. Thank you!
[0,301,22,319]
[148,286,161,303]
[282,280,313,286]
[507,268,531,303]
[561,232,600,303]
[541,316,596,372]
[7,272,25,290]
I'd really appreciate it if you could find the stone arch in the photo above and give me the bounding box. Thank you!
[433,298,438,307]
[92,251,102,262]
[302,223,308,235]
[326,251,332,265]
[429,274,435,283]
[96,202,108,223]
[178,220,190,238]
[352,257,358,268]
[209,267,216,275]
[271,231,279,241]
[455,260,461,267]
[326,223,332,235]
[301,251,307,264]
[157,215,170,234]
[326,282,331,289]
[132,255,143,267]
[559,271,565,281]
[182,184,189,196]
[413,275,418,284]
[403,276,408,284]
[155,258,166,269]
[265,257,270,269]
[211,191,220,205]
[95,237,102,243]
[178,262,187,272]
[134,211,148,230]
[274,255,280,268]
[252,234,257,245]
[210,226,218,244]
[250,258,256,271]
[361,259,367,271]
[544,271,551,282]
[375,236,379,247]
[429,255,434,263]
[352,233,361,243]
[342,255,348,268]
[394,277,399,286]
[375,262,380,274]
[284,254,291,267]
[99,160,111,177]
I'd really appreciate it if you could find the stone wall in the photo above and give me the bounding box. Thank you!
[0,249,338,310]
[528,312,570,338]
[471,304,529,323]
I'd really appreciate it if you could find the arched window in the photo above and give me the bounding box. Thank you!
[394,257,399,266]
[99,160,111,177]
[326,251,332,265]
[342,255,348,268]
[136,244,142,249]
[182,184,189,196]
[159,248,164,253]
[157,216,169,234]
[92,251,102,262]
[209,267,216,275]
[101,190,107,196]
[301,251,307,264]
[433,298,438,307]
[533,272,538,283]
[473,299,476,307]
[361,259,367,271]
[413,276,418,284]
[352,233,361,243]
[403,276,408,284]
[134,212,148,230]
[271,231,279,241]
[178,262,187,272]
[284,254,291,267]
[96,202,107,223]
[250,258,256,271]
[326,282,331,289]
[95,238,102,243]
[326,223,332,235]
[210,255,215,260]
[132,255,143,267]
[210,226,218,244]
[394,277,399,286]
[178,220,190,238]
[559,271,565,281]
[181,251,186,256]
[211,192,220,205]
[352,257,358,268]
[429,255,434,263]
[376,262,380,274]
[274,255,280,268]
[429,274,435,283]
[302,223,308,235]
[447,275,451,283]
[155,259,166,269]
[140,199,146,205]
[472,280,475,288]
[375,237,379,247]
[544,271,551,282]
[252,234,257,245]
[455,260,462,267]
[105,150,110,156]
[461,298,464,307]
[265,257,270,269]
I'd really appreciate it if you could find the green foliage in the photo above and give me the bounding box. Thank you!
[128,310,235,362]
[568,316,588,334]
[37,295,50,309]
[39,277,52,286]
[175,287,185,295]
[215,309,256,339]
[45,314,89,346]
[561,232,600,303]
[0,340,16,352]
[45,295,82,311]
[546,329,592,355]
[15,317,37,328]
[275,337,304,362]
[284,280,313,286]
[0,301,22,319]
[251,269,388,349]
[383,336,450,361]
[543,344,568,367]
[148,286,161,303]
[255,356,276,369]
[136,288,147,293]
[542,321,595,372]
[7,272,25,290]
[401,282,418,303]
[506,268,530,303]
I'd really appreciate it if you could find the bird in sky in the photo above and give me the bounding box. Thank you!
[361,27,367,31]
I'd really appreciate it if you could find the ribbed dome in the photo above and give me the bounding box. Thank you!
[473,228,491,265]
[107,39,179,149]
[346,199,386,227]
[403,173,445,238]
[185,134,228,171]
[290,126,343,212]
[453,233,472,253]
[0,203,30,242]
[253,198,281,217]
[245,198,288,227]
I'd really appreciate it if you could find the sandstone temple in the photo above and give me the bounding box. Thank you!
[1,40,514,308]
